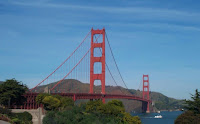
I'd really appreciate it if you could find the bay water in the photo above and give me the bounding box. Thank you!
[132,111,183,124]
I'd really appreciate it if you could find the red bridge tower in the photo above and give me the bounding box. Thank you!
[142,74,150,113]
[90,28,106,102]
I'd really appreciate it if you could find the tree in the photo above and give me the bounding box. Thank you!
[108,99,124,108]
[85,100,103,113]
[98,100,125,116]
[123,112,141,124]
[185,89,200,114]
[175,89,200,124]
[36,93,50,104]
[0,79,28,107]
[60,97,74,109]
[42,96,61,110]
[175,110,200,124]
[107,100,125,113]
[52,95,74,108]
[36,93,74,111]
[43,99,142,124]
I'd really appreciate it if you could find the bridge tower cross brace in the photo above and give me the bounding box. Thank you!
[143,74,150,113]
[90,28,106,96]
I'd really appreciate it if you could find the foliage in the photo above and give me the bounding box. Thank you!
[36,93,74,111]
[175,89,200,124]
[0,114,11,122]
[153,94,184,110]
[108,99,125,108]
[175,110,200,124]
[36,93,50,104]
[0,79,28,107]
[0,107,12,115]
[42,96,61,110]
[123,112,141,124]
[185,89,200,114]
[0,79,32,123]
[11,112,32,124]
[0,107,32,124]
[60,97,74,110]
[85,100,103,113]
[43,99,142,124]
[43,106,122,124]
[97,100,125,117]
[127,89,185,111]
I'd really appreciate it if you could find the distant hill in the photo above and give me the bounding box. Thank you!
[34,79,184,112]
[0,81,3,84]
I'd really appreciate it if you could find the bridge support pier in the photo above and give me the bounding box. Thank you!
[102,98,105,104]
[142,101,150,113]
[73,94,76,101]
[146,102,150,113]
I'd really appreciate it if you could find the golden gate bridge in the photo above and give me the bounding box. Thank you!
[20,28,150,113]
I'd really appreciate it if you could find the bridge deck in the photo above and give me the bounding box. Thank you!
[24,92,150,102]
[10,93,151,113]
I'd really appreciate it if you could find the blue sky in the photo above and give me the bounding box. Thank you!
[0,0,200,99]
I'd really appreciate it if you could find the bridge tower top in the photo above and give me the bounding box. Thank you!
[143,74,149,100]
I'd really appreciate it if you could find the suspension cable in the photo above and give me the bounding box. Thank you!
[94,35,124,94]
[50,32,103,91]
[105,32,128,89]
[30,31,91,92]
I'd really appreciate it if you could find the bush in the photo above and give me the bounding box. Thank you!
[85,100,103,113]
[10,112,32,124]
[36,93,74,111]
[43,100,142,124]
[175,111,200,124]
[43,111,56,124]
[0,79,28,106]
[0,108,32,124]
[11,118,21,124]
[42,96,61,110]
[175,89,200,124]
[0,107,12,115]
[0,114,11,122]
[36,93,50,104]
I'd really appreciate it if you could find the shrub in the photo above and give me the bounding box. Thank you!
[175,111,200,124]
[36,93,50,104]
[36,93,74,111]
[0,107,12,116]
[43,100,142,124]
[85,100,103,113]
[43,111,56,124]
[175,89,200,124]
[0,114,11,122]
[11,118,21,124]
[42,96,60,110]
[11,112,32,124]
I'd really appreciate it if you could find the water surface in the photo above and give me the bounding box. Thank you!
[132,111,183,124]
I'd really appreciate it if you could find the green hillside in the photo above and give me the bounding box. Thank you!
[34,79,184,112]
[129,89,184,111]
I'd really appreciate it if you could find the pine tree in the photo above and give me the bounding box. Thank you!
[185,89,200,114]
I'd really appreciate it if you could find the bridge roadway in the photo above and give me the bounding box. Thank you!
[22,93,150,110]
[53,93,150,102]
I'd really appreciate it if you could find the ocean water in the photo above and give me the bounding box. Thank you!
[131,111,183,124]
